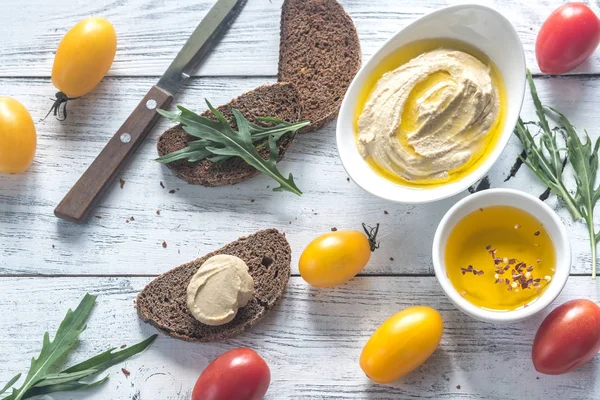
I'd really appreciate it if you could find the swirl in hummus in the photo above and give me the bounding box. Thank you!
[357,48,502,183]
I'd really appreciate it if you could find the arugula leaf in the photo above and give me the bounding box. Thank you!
[3,376,109,400]
[156,100,310,195]
[0,375,20,396]
[10,294,96,400]
[63,334,157,373]
[1,295,157,400]
[32,370,98,387]
[550,107,600,279]
[513,72,581,220]
[514,70,600,279]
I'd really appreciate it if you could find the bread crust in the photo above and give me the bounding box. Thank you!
[136,229,291,342]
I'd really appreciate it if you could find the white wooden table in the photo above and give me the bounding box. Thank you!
[1,1,599,399]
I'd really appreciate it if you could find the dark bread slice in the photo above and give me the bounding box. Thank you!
[136,229,291,342]
[157,83,302,186]
[278,0,361,133]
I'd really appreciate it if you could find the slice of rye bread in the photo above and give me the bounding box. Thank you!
[278,0,361,133]
[136,229,291,342]
[157,83,302,186]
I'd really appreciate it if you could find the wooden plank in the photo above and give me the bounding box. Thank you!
[1,0,600,78]
[0,276,597,399]
[0,75,598,275]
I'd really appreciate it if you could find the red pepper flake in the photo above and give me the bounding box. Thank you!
[162,241,167,249]
[534,231,540,236]
[331,227,338,232]
[130,216,135,221]
[119,179,126,189]
[121,368,130,377]
[160,181,165,189]
[120,344,127,349]
[384,210,389,215]
[456,385,461,390]
[125,219,129,223]
[156,210,160,215]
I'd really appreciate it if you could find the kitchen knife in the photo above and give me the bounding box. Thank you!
[55,0,246,223]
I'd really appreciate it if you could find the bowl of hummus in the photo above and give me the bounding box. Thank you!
[337,4,526,203]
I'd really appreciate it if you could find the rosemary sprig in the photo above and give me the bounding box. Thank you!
[514,70,600,279]
[156,100,310,195]
[1,294,156,400]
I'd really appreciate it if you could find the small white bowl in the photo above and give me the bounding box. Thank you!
[432,189,571,323]
[336,4,526,203]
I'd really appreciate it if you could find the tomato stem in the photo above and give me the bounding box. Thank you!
[362,223,381,252]
[43,92,79,121]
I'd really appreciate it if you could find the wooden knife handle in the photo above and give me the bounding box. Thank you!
[55,85,173,223]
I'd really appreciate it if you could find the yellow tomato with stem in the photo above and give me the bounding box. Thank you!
[360,306,444,384]
[0,97,37,174]
[52,17,117,98]
[299,224,379,287]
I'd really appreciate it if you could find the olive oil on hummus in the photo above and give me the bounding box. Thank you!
[355,39,507,187]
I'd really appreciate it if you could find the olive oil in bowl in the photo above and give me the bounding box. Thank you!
[445,206,556,311]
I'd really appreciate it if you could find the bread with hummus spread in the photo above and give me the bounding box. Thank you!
[157,83,302,186]
[136,229,291,342]
[278,0,361,133]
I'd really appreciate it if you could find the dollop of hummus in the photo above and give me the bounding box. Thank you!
[186,254,254,326]
[357,49,501,182]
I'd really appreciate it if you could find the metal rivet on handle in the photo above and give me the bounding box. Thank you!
[146,99,157,110]
[120,133,131,143]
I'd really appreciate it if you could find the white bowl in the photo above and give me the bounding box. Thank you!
[336,4,526,203]
[432,189,571,323]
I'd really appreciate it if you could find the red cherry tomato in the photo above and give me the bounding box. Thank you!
[191,348,271,400]
[536,3,600,74]
[532,299,600,375]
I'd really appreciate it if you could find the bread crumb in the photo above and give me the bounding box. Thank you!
[121,368,130,377]
[162,241,167,248]
[331,227,337,231]
[160,181,165,189]
[119,179,126,189]
[169,189,176,194]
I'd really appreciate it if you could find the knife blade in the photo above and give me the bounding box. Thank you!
[54,0,246,223]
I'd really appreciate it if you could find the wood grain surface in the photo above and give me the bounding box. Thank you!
[1,1,599,399]
[0,76,597,276]
[0,277,598,400]
[1,0,600,78]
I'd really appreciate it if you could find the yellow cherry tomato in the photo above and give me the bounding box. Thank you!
[0,97,37,174]
[360,306,443,384]
[52,17,117,98]
[299,227,376,287]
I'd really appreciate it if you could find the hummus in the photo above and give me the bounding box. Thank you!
[357,49,501,182]
[186,254,254,326]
